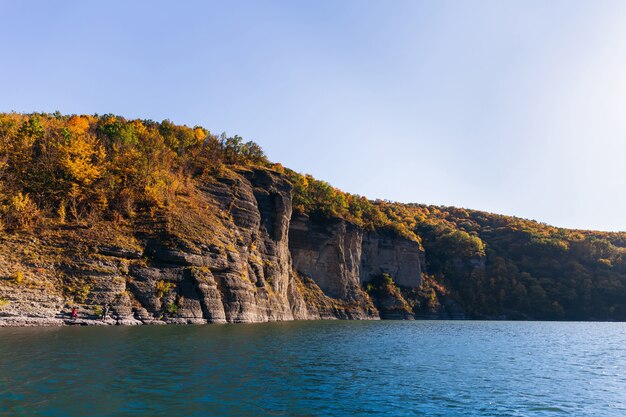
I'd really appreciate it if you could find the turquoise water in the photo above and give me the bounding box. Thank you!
[0,321,625,416]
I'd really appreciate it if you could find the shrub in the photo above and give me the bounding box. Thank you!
[165,302,178,315]
[13,271,24,285]
[364,273,396,294]
[4,192,39,230]
[155,280,174,298]
[63,280,92,304]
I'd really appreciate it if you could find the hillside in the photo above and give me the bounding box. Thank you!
[0,112,625,325]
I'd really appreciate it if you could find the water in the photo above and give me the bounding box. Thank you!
[0,321,625,416]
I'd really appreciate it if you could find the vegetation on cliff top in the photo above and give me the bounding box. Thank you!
[0,112,267,229]
[1,112,625,320]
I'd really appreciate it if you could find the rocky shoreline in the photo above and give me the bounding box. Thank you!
[0,314,380,327]
[0,317,139,327]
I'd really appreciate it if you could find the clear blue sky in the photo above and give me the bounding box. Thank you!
[2,0,626,231]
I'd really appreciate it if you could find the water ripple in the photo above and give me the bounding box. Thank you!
[1,321,625,416]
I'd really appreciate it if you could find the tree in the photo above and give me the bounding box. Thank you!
[60,130,106,186]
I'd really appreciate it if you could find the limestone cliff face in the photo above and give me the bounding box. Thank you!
[289,214,424,303]
[125,167,312,324]
[0,167,424,326]
[0,168,307,325]
[360,231,424,287]
[289,214,363,299]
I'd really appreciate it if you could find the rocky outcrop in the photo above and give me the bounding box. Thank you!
[115,167,313,324]
[360,231,424,287]
[196,168,311,322]
[371,287,414,320]
[289,214,424,297]
[289,214,364,299]
[0,167,431,326]
[288,212,427,321]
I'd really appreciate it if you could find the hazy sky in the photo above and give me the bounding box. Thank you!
[2,0,626,231]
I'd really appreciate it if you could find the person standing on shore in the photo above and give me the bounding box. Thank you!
[70,307,78,321]
[101,304,109,321]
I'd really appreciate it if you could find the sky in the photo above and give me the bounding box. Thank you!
[2,0,626,231]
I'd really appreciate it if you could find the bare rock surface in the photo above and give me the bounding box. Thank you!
[360,231,424,288]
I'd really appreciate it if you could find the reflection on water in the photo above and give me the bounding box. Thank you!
[1,321,625,416]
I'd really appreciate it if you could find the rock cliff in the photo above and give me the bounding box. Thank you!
[1,167,427,326]
[289,214,364,299]
[360,230,424,287]
[289,214,424,299]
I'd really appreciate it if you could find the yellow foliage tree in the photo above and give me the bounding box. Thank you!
[61,132,106,186]
[67,115,90,134]
[4,192,39,230]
